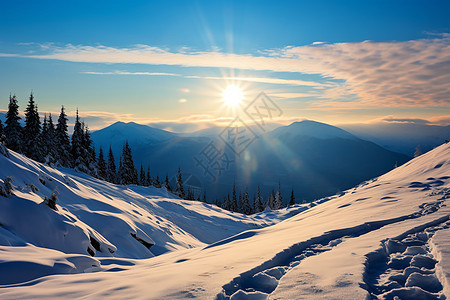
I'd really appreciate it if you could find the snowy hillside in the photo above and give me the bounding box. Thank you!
[0,144,305,285]
[0,143,448,299]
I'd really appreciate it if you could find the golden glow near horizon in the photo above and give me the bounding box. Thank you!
[222,85,244,108]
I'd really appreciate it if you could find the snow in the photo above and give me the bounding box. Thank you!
[0,143,449,299]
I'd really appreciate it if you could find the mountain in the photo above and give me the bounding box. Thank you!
[270,120,357,140]
[91,121,176,152]
[235,120,410,201]
[91,120,410,203]
[0,140,448,299]
[341,122,450,156]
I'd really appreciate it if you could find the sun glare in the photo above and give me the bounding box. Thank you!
[222,85,244,107]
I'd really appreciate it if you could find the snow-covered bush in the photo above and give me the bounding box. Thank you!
[44,190,59,211]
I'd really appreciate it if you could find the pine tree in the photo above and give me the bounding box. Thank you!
[118,141,138,185]
[202,192,206,203]
[273,181,284,209]
[46,114,58,166]
[289,188,296,206]
[223,193,231,210]
[175,168,185,199]
[0,120,5,144]
[254,185,264,213]
[23,92,42,161]
[82,123,97,176]
[154,175,161,188]
[266,190,275,210]
[241,188,252,215]
[238,192,243,213]
[5,94,23,152]
[107,146,118,183]
[231,184,237,212]
[187,187,194,200]
[40,114,51,164]
[97,147,107,180]
[55,106,72,167]
[71,110,89,173]
[139,164,146,186]
[164,174,172,192]
[146,167,152,186]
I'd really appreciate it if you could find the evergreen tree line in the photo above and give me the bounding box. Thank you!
[215,182,298,215]
[0,93,190,196]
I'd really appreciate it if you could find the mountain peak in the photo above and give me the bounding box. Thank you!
[271,120,357,140]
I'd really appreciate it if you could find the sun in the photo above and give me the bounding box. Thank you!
[222,85,244,108]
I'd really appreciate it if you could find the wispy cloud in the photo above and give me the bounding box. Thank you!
[2,35,449,107]
[81,70,180,76]
[270,92,320,99]
[185,75,328,87]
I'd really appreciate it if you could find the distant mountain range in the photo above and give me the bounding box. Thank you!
[92,120,411,203]
[341,122,450,156]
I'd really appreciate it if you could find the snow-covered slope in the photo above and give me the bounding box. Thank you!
[0,143,449,299]
[0,144,305,284]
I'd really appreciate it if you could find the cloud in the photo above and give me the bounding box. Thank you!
[178,98,187,103]
[270,92,320,99]
[382,117,431,125]
[2,35,450,107]
[185,75,328,87]
[426,115,450,126]
[82,70,180,76]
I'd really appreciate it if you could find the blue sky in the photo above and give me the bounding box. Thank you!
[0,0,449,131]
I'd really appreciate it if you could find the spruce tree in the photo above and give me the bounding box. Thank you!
[82,123,97,176]
[154,175,161,188]
[55,106,72,167]
[164,174,172,192]
[187,187,194,200]
[0,120,5,144]
[41,114,49,161]
[238,192,243,213]
[139,164,146,186]
[23,92,42,161]
[266,190,275,210]
[47,114,58,165]
[289,188,296,206]
[274,181,284,209]
[175,167,185,199]
[146,167,152,186]
[107,146,117,183]
[223,193,231,211]
[5,94,22,152]
[231,184,237,212]
[97,147,107,180]
[71,110,89,173]
[242,188,252,215]
[254,185,264,213]
[203,192,206,203]
[118,141,138,185]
